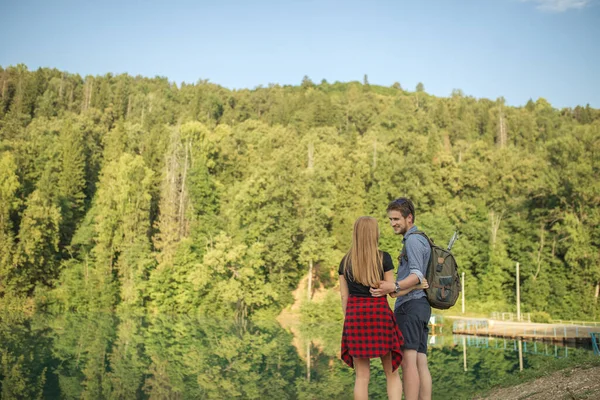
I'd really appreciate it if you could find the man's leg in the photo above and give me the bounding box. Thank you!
[353,357,370,400]
[401,349,420,400]
[416,352,432,400]
[415,299,432,400]
[396,302,423,400]
[397,298,432,400]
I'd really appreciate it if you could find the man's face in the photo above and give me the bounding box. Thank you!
[388,210,412,235]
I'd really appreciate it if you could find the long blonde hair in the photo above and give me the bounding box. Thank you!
[343,216,383,287]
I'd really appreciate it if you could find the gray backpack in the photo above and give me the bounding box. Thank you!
[411,231,461,310]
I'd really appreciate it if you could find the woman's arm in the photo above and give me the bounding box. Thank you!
[382,270,397,297]
[339,275,349,315]
[389,279,429,298]
[383,270,396,285]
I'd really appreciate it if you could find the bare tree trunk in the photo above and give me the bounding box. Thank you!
[307,260,313,301]
[178,140,189,238]
[235,299,247,331]
[155,134,181,265]
[59,73,64,99]
[87,78,93,109]
[15,77,23,111]
[498,106,507,148]
[1,70,7,99]
[81,81,87,112]
[490,210,503,247]
[595,282,599,304]
[534,223,545,280]
[69,86,74,110]
[126,95,132,120]
[82,78,93,112]
[306,342,311,382]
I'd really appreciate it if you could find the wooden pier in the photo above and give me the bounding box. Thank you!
[452,318,600,343]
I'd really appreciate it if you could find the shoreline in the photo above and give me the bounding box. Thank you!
[475,364,600,399]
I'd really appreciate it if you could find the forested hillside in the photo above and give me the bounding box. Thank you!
[0,64,598,319]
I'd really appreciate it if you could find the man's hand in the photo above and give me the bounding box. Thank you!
[370,280,395,297]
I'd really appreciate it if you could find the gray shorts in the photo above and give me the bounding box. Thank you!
[394,297,431,354]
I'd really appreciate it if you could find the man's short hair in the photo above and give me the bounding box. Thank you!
[387,197,416,222]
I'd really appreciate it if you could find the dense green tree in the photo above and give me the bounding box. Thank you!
[0,64,597,318]
[56,118,87,247]
[0,152,21,296]
[14,187,62,295]
[93,154,154,309]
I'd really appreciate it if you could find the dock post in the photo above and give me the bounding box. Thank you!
[516,262,521,321]
[463,336,467,371]
[307,342,311,382]
[518,340,523,371]
[462,272,465,314]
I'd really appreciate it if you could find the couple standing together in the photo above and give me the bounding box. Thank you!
[339,198,432,400]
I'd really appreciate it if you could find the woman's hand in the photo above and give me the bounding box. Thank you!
[370,280,395,297]
[417,279,429,289]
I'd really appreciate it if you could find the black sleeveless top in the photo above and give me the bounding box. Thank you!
[338,251,394,297]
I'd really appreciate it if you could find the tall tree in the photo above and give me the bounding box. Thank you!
[0,152,21,296]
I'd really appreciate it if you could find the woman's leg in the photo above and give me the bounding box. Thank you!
[381,352,402,400]
[353,357,370,400]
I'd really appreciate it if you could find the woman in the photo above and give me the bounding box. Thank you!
[339,216,428,400]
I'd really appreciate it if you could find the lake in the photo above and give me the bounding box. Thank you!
[0,312,596,399]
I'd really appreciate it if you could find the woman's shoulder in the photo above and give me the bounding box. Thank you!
[379,251,395,271]
[379,250,392,257]
[339,255,349,275]
[379,250,394,262]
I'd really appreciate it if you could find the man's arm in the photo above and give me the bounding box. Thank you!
[389,278,428,298]
[370,236,428,297]
[371,273,420,297]
[397,272,421,291]
[404,235,427,284]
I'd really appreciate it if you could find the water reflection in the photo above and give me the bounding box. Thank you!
[0,313,596,399]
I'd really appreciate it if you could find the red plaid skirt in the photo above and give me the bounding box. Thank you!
[341,295,404,371]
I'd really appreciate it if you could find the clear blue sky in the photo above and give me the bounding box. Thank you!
[1,0,599,108]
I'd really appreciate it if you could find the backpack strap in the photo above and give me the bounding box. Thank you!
[399,230,431,263]
[414,231,449,273]
[412,230,435,247]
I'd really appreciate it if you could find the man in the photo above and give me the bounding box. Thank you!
[371,197,432,400]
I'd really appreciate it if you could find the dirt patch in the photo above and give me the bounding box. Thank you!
[277,273,332,360]
[476,365,600,400]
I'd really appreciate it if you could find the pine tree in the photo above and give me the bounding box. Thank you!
[0,152,21,296]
